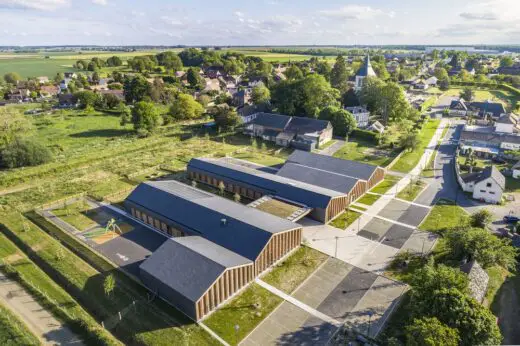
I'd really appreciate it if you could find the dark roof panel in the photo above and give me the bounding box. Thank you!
[286,116,331,134]
[126,180,297,261]
[249,112,292,130]
[140,237,251,303]
[286,150,379,181]
[276,162,359,194]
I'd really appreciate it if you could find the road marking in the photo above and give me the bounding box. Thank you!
[255,279,342,327]
[348,208,417,230]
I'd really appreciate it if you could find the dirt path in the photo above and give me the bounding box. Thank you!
[0,184,34,196]
[0,271,84,345]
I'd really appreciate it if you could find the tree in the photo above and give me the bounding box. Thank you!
[186,68,204,89]
[445,227,517,270]
[314,61,331,80]
[103,274,116,297]
[433,67,449,81]
[234,193,241,203]
[74,90,99,109]
[319,106,356,137]
[124,75,151,103]
[91,71,100,85]
[470,209,493,228]
[157,51,183,72]
[212,105,242,130]
[405,317,459,346]
[400,131,420,150]
[251,83,271,105]
[411,263,469,298]
[0,107,31,147]
[167,93,204,122]
[106,56,123,67]
[131,101,162,136]
[284,65,303,80]
[218,181,226,195]
[500,56,514,68]
[342,88,359,107]
[0,137,53,168]
[460,88,474,101]
[329,55,349,92]
[4,72,21,85]
[104,93,122,109]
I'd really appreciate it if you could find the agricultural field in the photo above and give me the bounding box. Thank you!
[443,88,518,109]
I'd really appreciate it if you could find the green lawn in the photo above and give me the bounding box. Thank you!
[391,119,441,173]
[370,175,400,195]
[262,246,328,294]
[51,200,98,231]
[443,88,518,108]
[330,210,361,229]
[422,125,449,178]
[255,199,300,219]
[486,266,510,307]
[203,283,283,345]
[355,193,381,206]
[396,180,426,202]
[418,199,468,234]
[333,139,397,167]
[231,149,289,167]
[0,302,40,345]
[317,139,337,151]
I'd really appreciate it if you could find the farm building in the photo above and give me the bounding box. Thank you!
[126,180,302,319]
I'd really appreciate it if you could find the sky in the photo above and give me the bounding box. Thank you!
[0,0,519,46]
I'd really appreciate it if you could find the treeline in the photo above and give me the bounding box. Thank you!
[74,56,123,71]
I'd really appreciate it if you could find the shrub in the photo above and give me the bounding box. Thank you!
[1,138,53,168]
[351,128,378,142]
[470,209,493,228]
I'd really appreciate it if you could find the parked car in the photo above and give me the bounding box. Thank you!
[504,215,520,223]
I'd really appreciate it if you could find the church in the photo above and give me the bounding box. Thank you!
[355,54,377,91]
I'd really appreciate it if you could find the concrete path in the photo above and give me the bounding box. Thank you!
[255,279,342,327]
[0,272,84,345]
[317,139,345,156]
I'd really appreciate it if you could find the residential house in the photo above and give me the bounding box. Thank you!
[60,79,70,91]
[232,89,251,108]
[345,106,370,128]
[126,179,301,320]
[412,76,438,90]
[460,166,505,204]
[242,112,333,150]
[513,161,520,179]
[7,89,30,102]
[205,66,225,79]
[98,89,125,100]
[498,64,520,75]
[37,76,49,84]
[58,93,78,108]
[448,67,475,76]
[449,98,506,119]
[39,85,60,98]
[248,77,265,88]
[64,72,77,79]
[355,54,377,91]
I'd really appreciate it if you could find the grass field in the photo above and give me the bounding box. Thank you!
[370,175,400,195]
[397,179,426,202]
[0,302,40,345]
[333,139,398,167]
[255,198,300,219]
[261,246,328,294]
[391,119,441,173]
[418,199,468,234]
[355,193,381,206]
[443,88,518,109]
[52,200,98,231]
[330,210,361,229]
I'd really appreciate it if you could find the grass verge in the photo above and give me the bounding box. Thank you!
[370,175,400,195]
[0,301,41,345]
[391,119,441,173]
[203,283,283,345]
[333,139,397,167]
[418,199,468,234]
[330,210,361,229]
[355,193,380,206]
[51,200,98,231]
[396,180,426,202]
[261,246,328,294]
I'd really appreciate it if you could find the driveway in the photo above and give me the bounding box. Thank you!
[317,139,346,156]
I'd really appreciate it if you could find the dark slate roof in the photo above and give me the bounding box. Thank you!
[276,162,359,194]
[496,114,515,125]
[188,157,344,209]
[450,99,468,111]
[356,54,377,77]
[286,116,331,134]
[126,180,297,261]
[469,101,506,117]
[140,236,251,303]
[460,129,520,145]
[513,161,520,170]
[249,113,292,130]
[462,166,505,189]
[286,150,379,181]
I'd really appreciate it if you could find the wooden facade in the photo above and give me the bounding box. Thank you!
[189,170,264,201]
[195,263,254,320]
[130,206,185,237]
[254,228,302,276]
[367,167,386,190]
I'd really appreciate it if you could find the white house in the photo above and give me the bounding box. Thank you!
[354,54,377,91]
[513,161,520,179]
[460,166,505,204]
[345,106,370,128]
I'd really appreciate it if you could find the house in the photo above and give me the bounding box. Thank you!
[242,112,333,151]
[203,78,221,92]
[175,71,186,78]
[345,106,370,128]
[368,121,385,134]
[248,77,265,88]
[59,79,70,91]
[232,89,251,108]
[39,85,60,98]
[355,54,377,91]
[460,260,489,304]
[460,166,505,204]
[7,89,30,102]
[498,64,520,75]
[37,76,49,84]
[98,89,125,100]
[64,72,77,79]
[219,75,241,89]
[495,113,519,134]
[412,76,438,90]
[58,94,78,108]
[449,99,506,119]
[205,66,225,79]
[126,179,301,320]
[513,161,520,179]
[448,67,475,76]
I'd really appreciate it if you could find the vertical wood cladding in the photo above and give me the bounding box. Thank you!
[253,228,302,276]
[367,167,386,190]
[189,170,265,201]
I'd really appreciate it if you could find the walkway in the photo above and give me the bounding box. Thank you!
[316,139,345,156]
[0,272,84,345]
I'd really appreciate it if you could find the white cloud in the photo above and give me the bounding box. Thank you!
[0,0,69,11]
[233,11,244,17]
[92,0,107,5]
[161,16,183,26]
[460,12,498,20]
[320,5,392,20]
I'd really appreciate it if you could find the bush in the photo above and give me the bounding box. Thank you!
[351,128,378,142]
[470,209,493,228]
[1,138,53,168]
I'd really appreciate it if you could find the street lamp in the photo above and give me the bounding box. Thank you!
[234,324,240,344]
[367,311,374,338]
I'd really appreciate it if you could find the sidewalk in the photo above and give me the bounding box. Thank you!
[345,119,449,235]
[0,272,84,345]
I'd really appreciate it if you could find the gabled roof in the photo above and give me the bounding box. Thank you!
[469,101,506,117]
[496,114,515,125]
[357,54,377,77]
[285,116,331,135]
[188,157,344,209]
[462,166,505,190]
[126,180,297,261]
[286,150,379,181]
[276,162,359,194]
[140,236,251,303]
[248,112,292,130]
[450,99,468,111]
[513,161,520,170]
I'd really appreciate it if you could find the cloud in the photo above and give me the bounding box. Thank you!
[92,0,107,5]
[233,11,244,17]
[320,5,392,20]
[0,0,69,11]
[161,16,183,26]
[460,12,498,20]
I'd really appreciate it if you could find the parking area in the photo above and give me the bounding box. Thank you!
[241,258,406,344]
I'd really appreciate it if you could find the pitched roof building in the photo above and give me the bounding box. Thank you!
[355,54,377,91]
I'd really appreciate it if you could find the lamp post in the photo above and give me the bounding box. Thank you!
[234,324,240,345]
[367,311,374,338]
